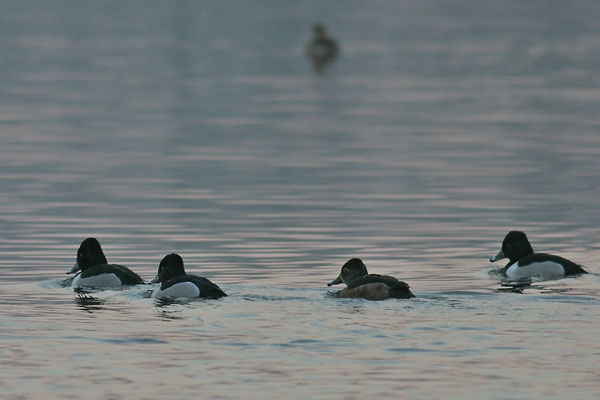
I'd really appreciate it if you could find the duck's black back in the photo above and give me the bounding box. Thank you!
[347,274,414,298]
[519,253,587,275]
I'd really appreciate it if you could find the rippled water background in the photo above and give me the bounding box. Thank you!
[1,1,600,399]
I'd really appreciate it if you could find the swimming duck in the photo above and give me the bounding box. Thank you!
[489,231,587,280]
[327,258,414,300]
[150,253,227,299]
[306,24,339,73]
[67,238,144,288]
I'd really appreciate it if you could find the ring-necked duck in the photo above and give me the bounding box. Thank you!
[150,253,227,299]
[327,258,414,300]
[67,238,144,288]
[490,231,587,280]
[306,24,339,73]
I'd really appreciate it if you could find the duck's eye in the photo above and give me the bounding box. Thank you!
[343,267,349,273]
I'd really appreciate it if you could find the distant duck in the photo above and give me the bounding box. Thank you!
[306,24,339,73]
[67,238,144,288]
[327,258,414,300]
[151,253,227,299]
[489,231,587,280]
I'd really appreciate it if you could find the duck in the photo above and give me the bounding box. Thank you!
[150,253,227,299]
[327,258,414,300]
[489,231,587,280]
[67,238,145,288]
[306,23,339,73]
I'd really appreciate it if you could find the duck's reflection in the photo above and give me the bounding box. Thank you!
[74,289,106,313]
[153,297,189,307]
[497,279,532,293]
[152,297,186,321]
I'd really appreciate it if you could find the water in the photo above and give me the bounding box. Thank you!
[1,1,600,398]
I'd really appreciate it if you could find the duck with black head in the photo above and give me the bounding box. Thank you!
[305,23,339,73]
[490,231,587,280]
[328,258,414,300]
[67,238,145,288]
[151,253,227,299]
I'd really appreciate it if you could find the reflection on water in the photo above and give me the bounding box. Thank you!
[74,293,107,313]
[1,0,600,398]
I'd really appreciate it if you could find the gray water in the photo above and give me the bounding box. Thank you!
[1,1,600,399]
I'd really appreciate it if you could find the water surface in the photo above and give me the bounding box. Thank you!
[1,1,600,399]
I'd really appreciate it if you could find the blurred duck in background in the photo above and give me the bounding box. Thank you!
[306,24,339,74]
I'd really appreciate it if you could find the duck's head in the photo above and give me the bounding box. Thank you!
[327,258,369,287]
[151,253,186,284]
[313,24,326,39]
[489,231,534,264]
[67,238,107,274]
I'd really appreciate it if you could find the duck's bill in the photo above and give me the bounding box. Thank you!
[327,275,342,287]
[489,249,505,263]
[150,275,160,284]
[67,262,80,274]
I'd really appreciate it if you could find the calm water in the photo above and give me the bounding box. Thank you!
[1,1,600,399]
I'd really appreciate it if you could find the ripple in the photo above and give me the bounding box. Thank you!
[2,1,600,399]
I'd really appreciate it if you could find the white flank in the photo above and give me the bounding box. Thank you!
[152,282,200,299]
[506,261,565,280]
[72,273,121,288]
